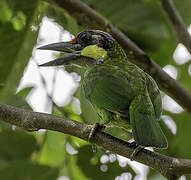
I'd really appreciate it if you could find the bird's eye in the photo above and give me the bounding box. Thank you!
[78,32,91,44]
[80,34,87,41]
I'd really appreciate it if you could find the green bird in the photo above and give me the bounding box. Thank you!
[38,30,168,155]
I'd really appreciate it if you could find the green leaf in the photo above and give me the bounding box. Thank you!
[147,168,167,180]
[156,111,191,159]
[17,86,34,99]
[76,145,135,180]
[0,130,37,161]
[169,112,191,158]
[39,131,67,166]
[5,86,34,109]
[0,161,58,180]
[52,99,84,122]
[68,154,90,180]
[177,62,191,91]
[0,0,41,103]
[75,86,100,124]
[11,11,26,31]
[0,0,12,23]
[174,0,191,26]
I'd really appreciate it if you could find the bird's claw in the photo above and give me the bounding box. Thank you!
[128,141,137,148]
[130,145,144,161]
[88,123,105,142]
[88,123,105,153]
[93,59,104,65]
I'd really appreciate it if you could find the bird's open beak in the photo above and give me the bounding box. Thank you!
[38,51,82,66]
[37,41,82,53]
[38,40,93,67]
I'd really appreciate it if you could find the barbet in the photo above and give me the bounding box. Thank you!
[38,30,168,156]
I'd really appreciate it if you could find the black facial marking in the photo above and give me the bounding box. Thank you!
[76,30,115,50]
[94,30,115,49]
[77,31,92,47]
[97,31,115,43]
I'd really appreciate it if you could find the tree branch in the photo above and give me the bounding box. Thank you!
[0,103,191,179]
[43,0,191,113]
[157,0,191,54]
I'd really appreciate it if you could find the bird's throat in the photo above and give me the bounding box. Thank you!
[81,45,107,60]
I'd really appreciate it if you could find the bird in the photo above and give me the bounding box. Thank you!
[38,30,168,158]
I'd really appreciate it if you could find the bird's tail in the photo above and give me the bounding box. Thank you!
[129,95,168,148]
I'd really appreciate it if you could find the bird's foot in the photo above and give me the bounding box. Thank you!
[88,123,106,142]
[130,145,144,161]
[88,123,105,153]
[93,59,104,65]
[128,141,137,148]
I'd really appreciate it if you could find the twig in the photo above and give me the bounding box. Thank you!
[157,0,191,54]
[42,0,191,113]
[0,103,191,179]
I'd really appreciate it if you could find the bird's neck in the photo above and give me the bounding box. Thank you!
[104,42,131,65]
[108,42,127,59]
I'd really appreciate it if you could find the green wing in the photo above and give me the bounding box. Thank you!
[145,74,162,119]
[82,65,134,111]
[129,94,167,148]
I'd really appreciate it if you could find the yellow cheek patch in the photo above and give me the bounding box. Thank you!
[81,45,107,60]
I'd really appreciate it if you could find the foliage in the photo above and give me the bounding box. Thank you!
[0,0,191,179]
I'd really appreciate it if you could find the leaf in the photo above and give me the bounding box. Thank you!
[176,62,191,91]
[0,161,58,180]
[75,86,100,124]
[76,145,135,180]
[147,168,167,180]
[68,154,90,180]
[39,131,67,166]
[0,0,41,103]
[0,130,37,161]
[5,86,34,109]
[0,0,12,23]
[169,112,191,158]
[156,111,191,160]
[17,86,34,99]
[174,0,191,26]
[11,11,26,31]
[52,99,84,123]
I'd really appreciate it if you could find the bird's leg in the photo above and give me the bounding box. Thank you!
[129,142,144,161]
[88,123,106,152]
[88,123,106,142]
[128,141,137,147]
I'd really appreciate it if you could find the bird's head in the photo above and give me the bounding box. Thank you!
[38,30,124,67]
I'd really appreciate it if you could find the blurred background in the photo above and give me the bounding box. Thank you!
[0,0,191,179]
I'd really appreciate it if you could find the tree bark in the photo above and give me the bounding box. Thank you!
[0,103,191,179]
